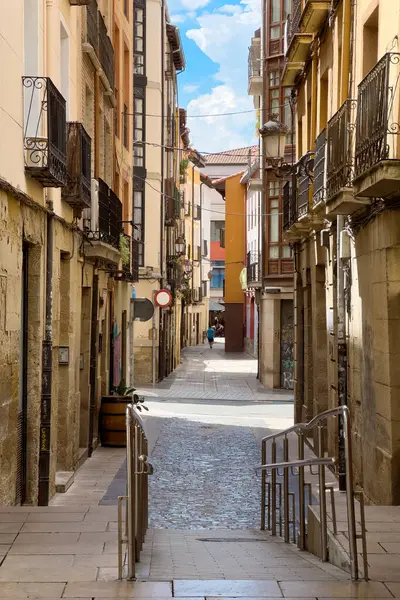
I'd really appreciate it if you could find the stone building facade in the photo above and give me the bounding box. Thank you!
[0,0,134,505]
[282,0,400,504]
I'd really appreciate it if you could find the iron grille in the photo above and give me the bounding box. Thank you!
[86,0,99,53]
[22,77,67,187]
[283,179,297,231]
[165,179,181,222]
[313,128,326,207]
[132,239,140,282]
[327,99,356,200]
[62,122,91,209]
[287,0,301,49]
[248,44,261,80]
[355,53,400,179]
[297,171,310,219]
[99,13,115,89]
[96,178,122,249]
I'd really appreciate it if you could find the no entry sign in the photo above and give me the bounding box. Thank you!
[154,289,173,308]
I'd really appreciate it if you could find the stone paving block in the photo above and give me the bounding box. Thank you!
[278,581,392,597]
[0,582,65,597]
[2,555,75,568]
[64,581,172,597]
[0,566,98,582]
[174,580,282,597]
[9,542,105,555]
[25,513,86,522]
[21,521,109,533]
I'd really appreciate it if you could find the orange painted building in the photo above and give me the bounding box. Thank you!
[214,172,246,352]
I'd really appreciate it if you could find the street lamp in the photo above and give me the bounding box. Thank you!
[175,236,186,257]
[259,118,314,178]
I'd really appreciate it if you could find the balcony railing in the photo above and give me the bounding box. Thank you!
[327,99,356,201]
[165,179,182,222]
[167,256,183,292]
[248,46,261,79]
[283,179,297,231]
[94,178,122,249]
[193,287,202,302]
[86,0,99,54]
[99,14,114,90]
[22,76,67,187]
[287,0,301,50]
[313,128,326,207]
[354,53,400,180]
[247,251,261,284]
[298,171,310,218]
[62,122,91,209]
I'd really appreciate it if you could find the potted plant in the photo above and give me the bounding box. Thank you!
[100,379,148,447]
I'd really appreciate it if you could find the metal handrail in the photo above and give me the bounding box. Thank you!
[118,403,152,580]
[260,406,368,581]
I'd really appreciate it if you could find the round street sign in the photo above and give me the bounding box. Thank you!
[154,289,173,308]
[133,298,154,322]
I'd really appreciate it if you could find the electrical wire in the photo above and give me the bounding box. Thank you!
[134,173,283,218]
[133,139,261,156]
[123,101,291,120]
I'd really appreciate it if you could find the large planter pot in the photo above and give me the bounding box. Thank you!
[99,395,132,447]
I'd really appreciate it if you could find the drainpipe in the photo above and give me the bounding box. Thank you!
[38,206,54,506]
[191,165,195,301]
[337,217,348,491]
[88,268,99,457]
[259,0,267,381]
[200,182,204,303]
[158,0,165,381]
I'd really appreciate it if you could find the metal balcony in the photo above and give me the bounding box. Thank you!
[99,14,115,90]
[297,170,310,219]
[282,0,328,86]
[84,179,122,265]
[312,128,326,208]
[283,179,297,232]
[62,122,91,210]
[85,0,99,55]
[247,251,261,285]
[22,76,67,187]
[354,53,400,198]
[248,35,262,97]
[165,179,182,223]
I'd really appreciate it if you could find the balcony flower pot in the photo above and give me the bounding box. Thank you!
[99,380,148,447]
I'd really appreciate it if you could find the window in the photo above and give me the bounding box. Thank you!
[270,88,280,118]
[211,221,225,243]
[211,261,225,289]
[133,189,145,266]
[284,0,290,17]
[282,246,292,258]
[134,7,145,75]
[271,0,280,23]
[269,70,279,87]
[134,96,144,167]
[270,26,280,40]
[269,181,279,196]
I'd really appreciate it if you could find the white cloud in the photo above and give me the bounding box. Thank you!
[181,0,211,9]
[170,13,186,23]
[184,84,200,93]
[185,0,261,152]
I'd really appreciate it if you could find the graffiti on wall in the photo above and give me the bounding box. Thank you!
[280,300,294,390]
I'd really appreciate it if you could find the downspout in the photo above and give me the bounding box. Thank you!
[191,165,195,302]
[200,182,203,304]
[158,0,165,381]
[38,206,54,506]
[88,268,99,457]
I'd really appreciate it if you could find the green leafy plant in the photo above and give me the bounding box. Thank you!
[112,379,149,411]
[119,234,130,266]
[180,158,189,176]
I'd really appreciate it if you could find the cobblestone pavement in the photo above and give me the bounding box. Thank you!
[138,340,293,402]
[148,418,261,529]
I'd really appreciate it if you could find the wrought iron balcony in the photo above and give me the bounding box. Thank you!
[62,122,91,209]
[327,99,356,201]
[354,53,400,197]
[297,170,311,219]
[22,77,67,187]
[88,178,122,248]
[99,14,115,90]
[283,179,297,232]
[85,0,99,54]
[192,287,202,303]
[248,35,262,96]
[165,179,182,223]
[312,128,326,208]
[247,251,261,284]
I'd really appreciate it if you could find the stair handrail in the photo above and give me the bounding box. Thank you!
[259,405,367,581]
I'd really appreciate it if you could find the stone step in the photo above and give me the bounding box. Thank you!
[55,471,74,493]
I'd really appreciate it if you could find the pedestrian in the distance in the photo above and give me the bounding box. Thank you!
[207,325,215,349]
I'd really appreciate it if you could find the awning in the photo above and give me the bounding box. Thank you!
[209,300,225,312]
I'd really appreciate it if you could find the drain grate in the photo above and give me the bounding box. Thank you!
[196,538,269,543]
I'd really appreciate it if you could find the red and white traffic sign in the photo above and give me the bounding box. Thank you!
[154,289,173,308]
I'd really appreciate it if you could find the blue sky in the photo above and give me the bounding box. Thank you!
[169,0,261,153]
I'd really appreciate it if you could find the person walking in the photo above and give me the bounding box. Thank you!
[207,325,215,349]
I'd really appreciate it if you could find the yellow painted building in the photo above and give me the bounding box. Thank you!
[282,0,400,503]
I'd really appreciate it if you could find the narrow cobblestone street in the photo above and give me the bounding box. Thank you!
[0,343,397,596]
